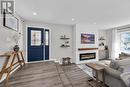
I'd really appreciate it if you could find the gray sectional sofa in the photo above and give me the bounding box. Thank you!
[96,58,130,87]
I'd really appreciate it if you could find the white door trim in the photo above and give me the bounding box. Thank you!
[25,25,52,63]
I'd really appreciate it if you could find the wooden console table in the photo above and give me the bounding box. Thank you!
[0,51,25,83]
[86,63,105,87]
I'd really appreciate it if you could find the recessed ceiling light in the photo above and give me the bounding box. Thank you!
[33,12,37,15]
[72,18,75,21]
[94,22,97,24]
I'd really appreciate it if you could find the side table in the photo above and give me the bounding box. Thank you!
[62,57,71,65]
[86,63,105,87]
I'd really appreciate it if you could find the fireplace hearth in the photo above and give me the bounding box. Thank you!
[80,53,96,61]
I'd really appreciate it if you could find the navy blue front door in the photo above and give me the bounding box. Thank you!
[28,27,49,62]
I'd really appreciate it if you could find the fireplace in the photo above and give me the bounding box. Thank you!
[80,53,96,61]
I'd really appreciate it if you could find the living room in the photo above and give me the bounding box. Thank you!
[0,0,130,87]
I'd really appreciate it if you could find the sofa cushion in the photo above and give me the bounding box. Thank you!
[124,53,130,56]
[120,72,130,87]
[119,65,130,73]
[119,57,130,60]
[119,52,130,60]
[116,58,130,66]
[110,59,130,73]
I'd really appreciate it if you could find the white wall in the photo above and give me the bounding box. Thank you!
[72,25,77,63]
[23,21,74,63]
[76,24,99,48]
[98,30,107,40]
[0,12,24,82]
[0,13,24,65]
[73,24,99,64]
[106,29,112,57]
[98,30,107,50]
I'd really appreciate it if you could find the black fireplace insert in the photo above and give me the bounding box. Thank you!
[80,53,96,61]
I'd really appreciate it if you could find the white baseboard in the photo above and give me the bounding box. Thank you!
[26,59,59,64]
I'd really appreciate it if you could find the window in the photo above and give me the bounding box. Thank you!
[120,32,130,51]
[31,30,41,46]
[45,30,49,45]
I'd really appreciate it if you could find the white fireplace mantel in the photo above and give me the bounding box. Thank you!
[73,24,99,64]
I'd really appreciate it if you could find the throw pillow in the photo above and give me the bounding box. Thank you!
[110,60,119,70]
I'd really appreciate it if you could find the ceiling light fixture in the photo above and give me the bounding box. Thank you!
[94,22,97,24]
[72,18,75,21]
[33,12,37,15]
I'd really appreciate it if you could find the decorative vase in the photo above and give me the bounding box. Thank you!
[105,45,108,50]
[13,45,19,52]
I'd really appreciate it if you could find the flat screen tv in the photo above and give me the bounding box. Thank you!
[3,12,18,31]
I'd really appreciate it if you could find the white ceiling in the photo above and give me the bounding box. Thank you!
[15,0,130,29]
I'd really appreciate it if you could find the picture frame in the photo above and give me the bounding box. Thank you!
[3,12,19,31]
[81,33,95,44]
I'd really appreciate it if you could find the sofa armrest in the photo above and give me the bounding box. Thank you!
[105,67,122,80]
